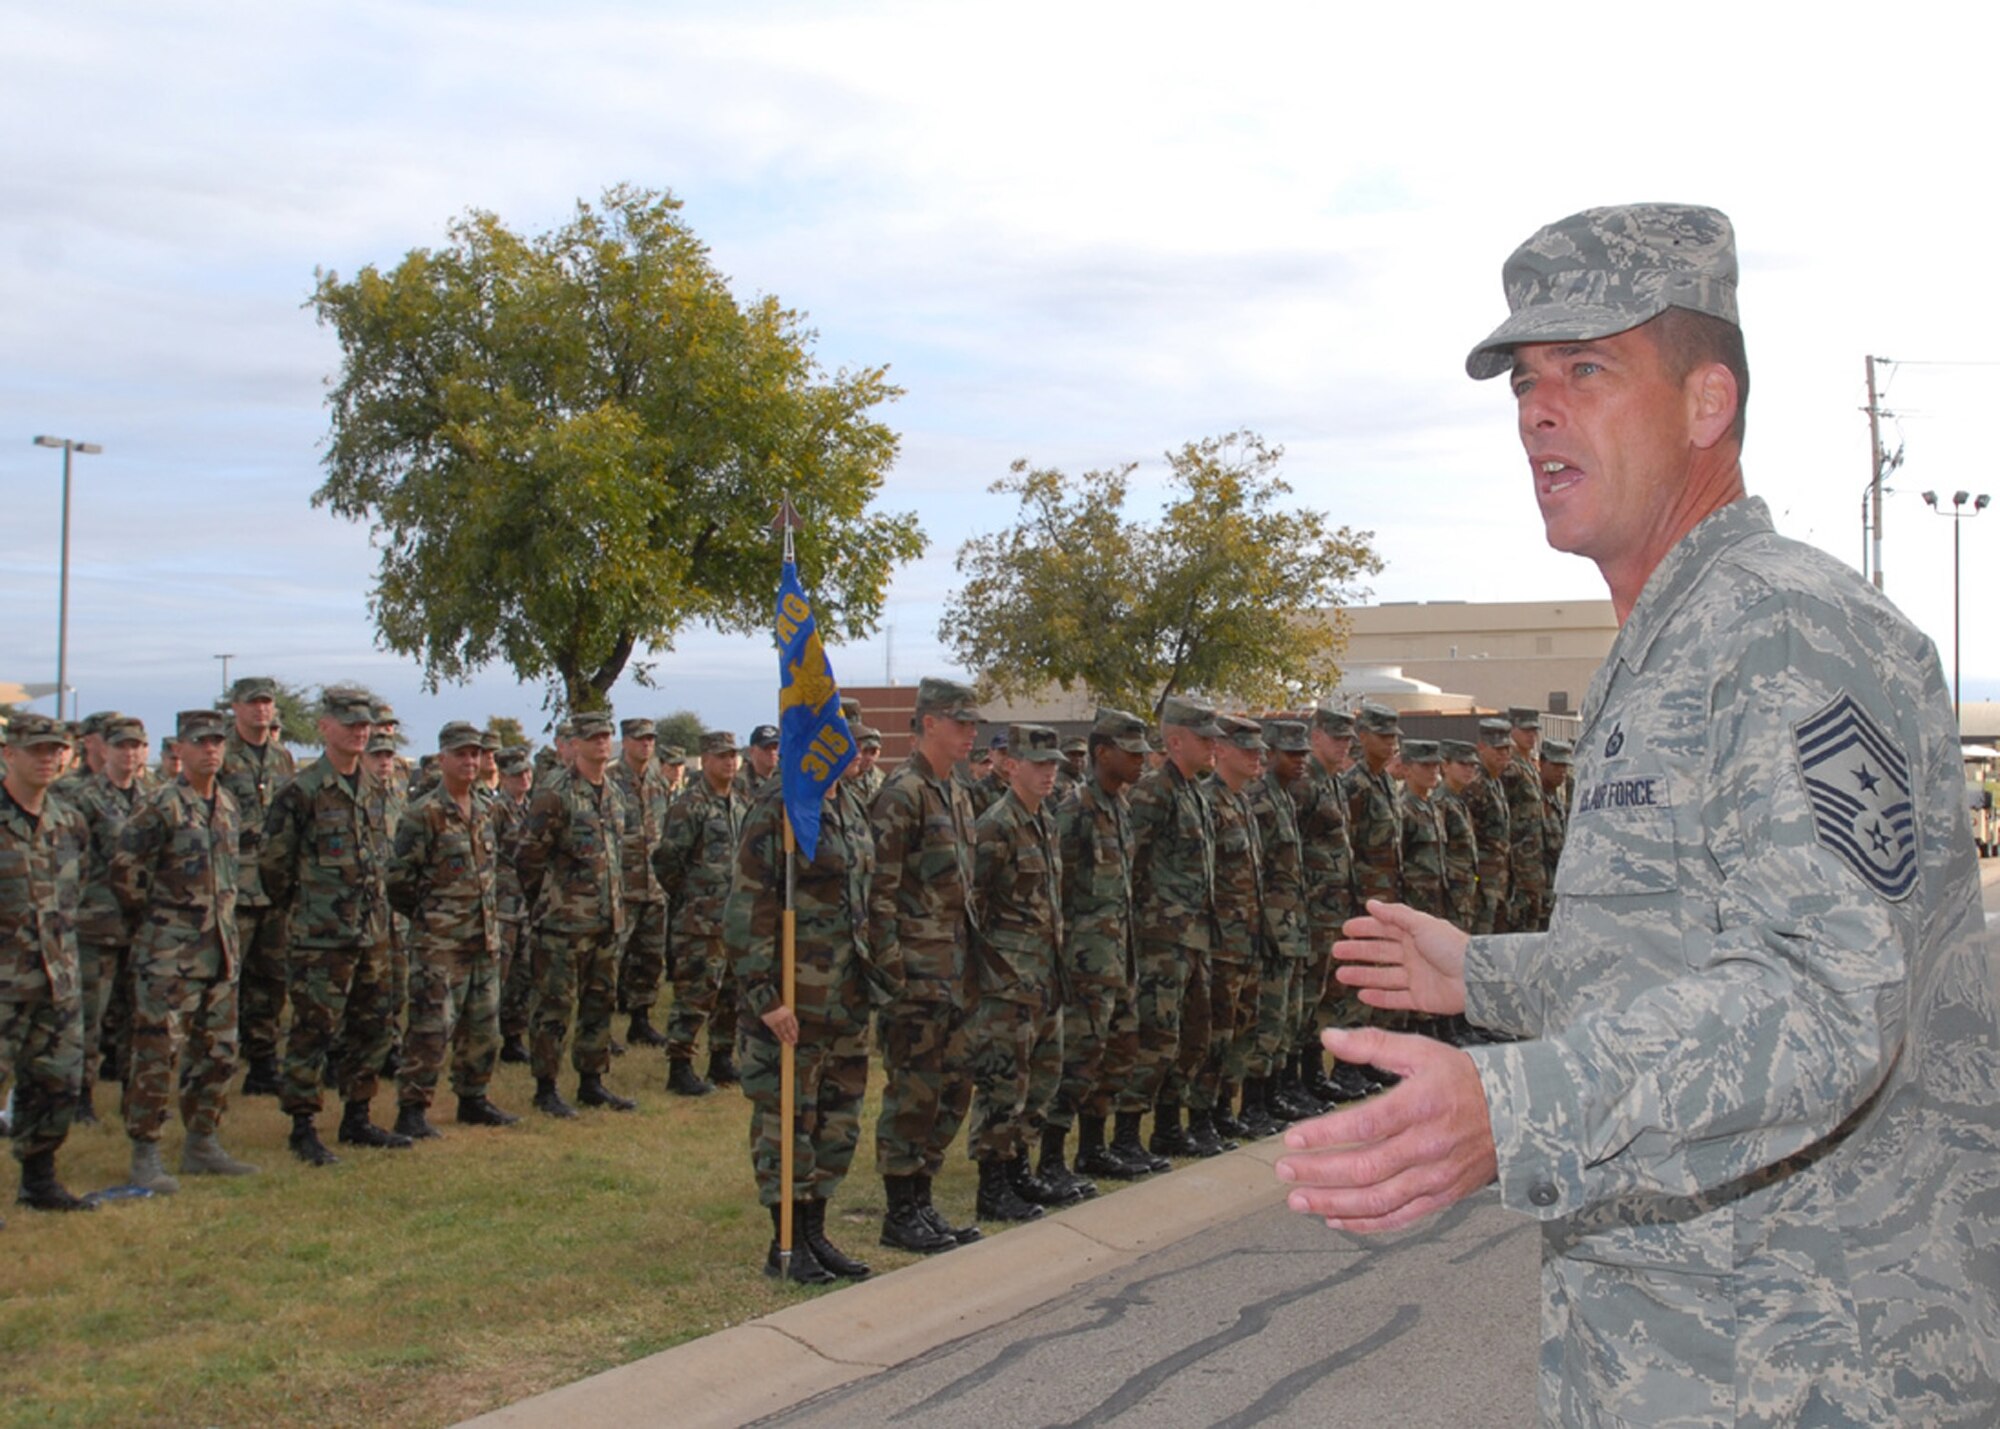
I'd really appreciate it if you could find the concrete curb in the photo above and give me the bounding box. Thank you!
[456,1140,1290,1429]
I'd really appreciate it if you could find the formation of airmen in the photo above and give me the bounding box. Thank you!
[0,675,1572,1287]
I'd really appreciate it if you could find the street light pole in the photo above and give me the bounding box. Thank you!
[215,653,235,697]
[1922,489,1991,726]
[33,435,104,721]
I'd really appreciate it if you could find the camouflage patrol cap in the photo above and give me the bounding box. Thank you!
[661,745,687,762]
[320,686,375,725]
[436,721,484,751]
[496,747,532,775]
[1311,704,1355,737]
[1477,717,1513,747]
[856,726,882,749]
[1466,204,1739,380]
[1401,738,1442,765]
[1061,736,1087,755]
[176,709,228,741]
[229,676,277,702]
[969,747,993,767]
[1261,719,1310,753]
[913,677,982,723]
[1007,723,1064,764]
[1439,738,1479,763]
[554,720,576,741]
[1507,706,1542,730]
[1541,738,1574,765]
[103,716,148,746]
[571,712,615,740]
[841,697,862,722]
[4,712,72,748]
[79,710,122,738]
[1354,701,1401,735]
[700,730,737,756]
[479,729,501,751]
[1215,713,1267,751]
[1160,695,1222,738]
[534,746,560,771]
[1091,706,1151,754]
[370,701,398,727]
[620,718,656,740]
[365,732,398,755]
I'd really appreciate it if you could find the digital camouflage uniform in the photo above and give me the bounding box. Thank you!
[514,765,626,1081]
[724,784,876,1207]
[0,770,88,1164]
[654,773,747,1064]
[218,720,295,1077]
[70,764,145,1105]
[608,750,671,1023]
[387,778,502,1110]
[109,774,240,1144]
[1053,773,1137,1128]
[1124,741,1218,1116]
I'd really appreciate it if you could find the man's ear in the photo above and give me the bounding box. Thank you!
[1688,362,1739,451]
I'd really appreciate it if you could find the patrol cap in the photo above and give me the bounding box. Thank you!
[371,701,398,727]
[840,697,862,722]
[437,721,484,751]
[700,730,737,756]
[1439,738,1478,763]
[1508,706,1542,731]
[79,710,122,739]
[1261,719,1310,754]
[571,712,615,740]
[1160,695,1222,738]
[320,686,376,725]
[1466,204,1739,380]
[1216,713,1266,751]
[534,746,560,770]
[1477,717,1513,747]
[661,744,687,762]
[1007,723,1064,764]
[620,718,656,740]
[1354,701,1401,736]
[229,676,277,702]
[856,726,882,749]
[176,709,228,742]
[365,732,398,755]
[1311,703,1355,737]
[913,677,982,723]
[1090,706,1150,755]
[479,729,501,751]
[5,713,73,748]
[1541,738,1574,766]
[1401,738,1442,764]
[969,747,993,767]
[1060,736,1087,756]
[746,723,780,750]
[104,716,148,746]
[496,747,532,775]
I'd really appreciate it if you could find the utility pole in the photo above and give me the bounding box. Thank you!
[1865,356,1885,591]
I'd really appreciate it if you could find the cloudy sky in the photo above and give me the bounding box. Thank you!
[5,1,1998,746]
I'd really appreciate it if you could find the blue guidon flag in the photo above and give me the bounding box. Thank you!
[1792,691,1917,901]
[775,558,856,861]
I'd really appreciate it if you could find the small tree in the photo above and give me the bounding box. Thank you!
[653,708,707,755]
[484,715,529,747]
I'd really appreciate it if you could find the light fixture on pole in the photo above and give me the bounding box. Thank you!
[215,653,235,697]
[33,435,104,722]
[1921,489,1991,725]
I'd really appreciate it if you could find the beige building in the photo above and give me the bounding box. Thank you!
[1339,599,1618,718]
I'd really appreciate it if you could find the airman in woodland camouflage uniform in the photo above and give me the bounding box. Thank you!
[1499,706,1549,933]
[608,717,671,1051]
[364,730,411,1070]
[1,713,95,1216]
[1296,705,1366,1101]
[723,777,877,1286]
[1396,740,1451,919]
[1466,719,1514,935]
[846,726,885,806]
[1244,719,1317,1127]
[1126,695,1220,1160]
[386,722,516,1139]
[261,687,407,1164]
[1537,738,1571,890]
[219,676,296,1098]
[1341,702,1403,911]
[731,724,780,804]
[654,730,747,1097]
[1436,739,1482,929]
[870,676,983,1255]
[70,714,149,1121]
[966,734,1012,819]
[1191,714,1264,1149]
[111,709,259,1191]
[514,710,633,1118]
[493,746,536,1063]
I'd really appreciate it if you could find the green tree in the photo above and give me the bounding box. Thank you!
[484,715,529,748]
[942,431,1383,715]
[310,184,925,713]
[213,680,321,747]
[652,708,706,756]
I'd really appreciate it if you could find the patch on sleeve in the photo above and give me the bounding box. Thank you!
[1792,691,1916,901]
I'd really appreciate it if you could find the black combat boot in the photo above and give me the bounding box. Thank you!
[878,1175,957,1254]
[455,1094,520,1127]
[1266,1073,1320,1124]
[498,1035,530,1065]
[393,1102,443,1141]
[532,1077,578,1119]
[338,1100,413,1149]
[16,1149,94,1211]
[288,1113,339,1166]
[915,1173,983,1244]
[764,1203,835,1285]
[576,1073,637,1112]
[706,1047,740,1087]
[1074,1114,1145,1181]
[974,1156,1043,1222]
[804,1198,872,1280]
[1011,1148,1076,1208]
[625,1011,667,1048]
[1112,1110,1171,1174]
[1148,1101,1194,1158]
[666,1058,714,1097]
[1036,1124,1098,1202]
[1237,1079,1284,1138]
[240,1055,283,1097]
[1184,1108,1233,1158]
[1213,1084,1253,1141]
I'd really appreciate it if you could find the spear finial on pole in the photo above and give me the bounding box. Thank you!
[770,492,802,564]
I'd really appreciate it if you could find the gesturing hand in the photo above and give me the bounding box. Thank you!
[1334,900,1471,1017]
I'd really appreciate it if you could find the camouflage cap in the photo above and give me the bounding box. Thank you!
[176,709,228,741]
[370,701,398,726]
[1090,706,1151,755]
[1507,706,1542,731]
[1354,701,1401,735]
[1215,713,1267,752]
[103,716,148,746]
[79,710,122,738]
[700,730,737,756]
[479,729,501,751]
[856,726,882,749]
[437,721,484,751]
[4,712,72,748]
[1466,204,1739,380]
[320,686,375,725]
[969,747,993,766]
[1061,736,1087,755]
[554,720,576,741]
[1477,717,1513,747]
[1541,738,1575,766]
[496,747,532,775]
[571,712,615,740]
[229,676,277,702]
[1160,695,1222,738]
[1401,738,1442,765]
[620,718,656,740]
[365,732,398,755]
[1007,723,1064,764]
[1439,737,1479,763]
[1261,718,1310,753]
[1311,703,1356,737]
[661,745,687,762]
[534,746,560,770]
[913,676,982,723]
[840,697,862,722]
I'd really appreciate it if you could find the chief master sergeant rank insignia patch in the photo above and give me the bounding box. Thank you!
[1793,691,1917,901]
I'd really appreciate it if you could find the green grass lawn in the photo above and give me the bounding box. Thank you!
[2,1048,986,1429]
